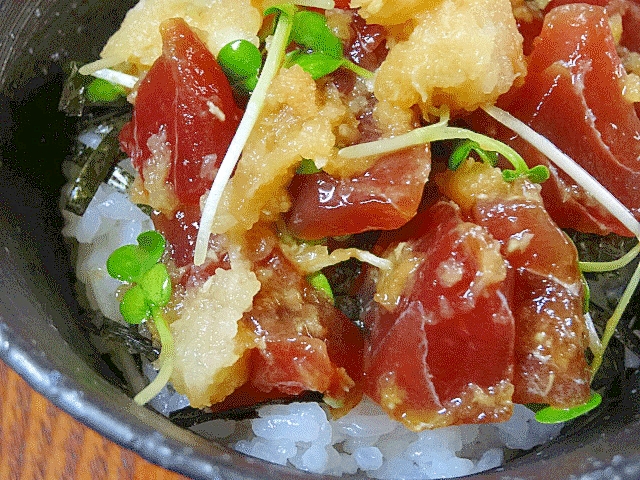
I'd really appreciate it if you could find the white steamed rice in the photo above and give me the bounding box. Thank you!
[198,399,563,478]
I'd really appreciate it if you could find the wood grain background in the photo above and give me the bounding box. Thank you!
[0,360,189,480]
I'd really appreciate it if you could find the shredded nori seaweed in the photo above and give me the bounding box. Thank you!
[58,61,88,117]
[78,309,159,361]
[58,61,129,117]
[60,60,134,216]
[98,316,159,361]
[64,113,131,216]
[569,231,640,360]
[106,164,135,194]
[169,392,325,427]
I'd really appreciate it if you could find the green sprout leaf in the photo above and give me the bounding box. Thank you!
[501,160,549,184]
[139,263,172,307]
[286,50,374,81]
[218,39,262,93]
[449,142,471,171]
[534,392,602,424]
[85,78,127,103]
[106,232,165,282]
[106,231,175,405]
[120,285,150,325]
[526,164,551,183]
[107,231,172,310]
[449,139,498,171]
[218,39,262,79]
[137,230,166,263]
[307,271,334,303]
[297,158,321,174]
[448,138,547,184]
[501,169,519,182]
[269,6,372,81]
[291,10,343,58]
[106,244,152,283]
[286,50,344,80]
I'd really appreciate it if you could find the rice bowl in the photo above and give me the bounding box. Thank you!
[2,1,640,479]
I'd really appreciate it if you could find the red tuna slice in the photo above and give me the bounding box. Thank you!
[363,201,515,430]
[504,4,640,236]
[330,11,387,94]
[152,205,205,268]
[516,13,544,56]
[545,0,640,118]
[333,0,351,8]
[617,0,640,53]
[285,145,431,240]
[545,0,640,52]
[120,18,242,207]
[471,185,591,408]
[345,13,386,71]
[515,0,640,59]
[241,248,364,411]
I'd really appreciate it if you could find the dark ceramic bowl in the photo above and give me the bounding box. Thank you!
[2,1,640,478]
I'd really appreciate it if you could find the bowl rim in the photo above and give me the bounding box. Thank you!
[2,0,640,478]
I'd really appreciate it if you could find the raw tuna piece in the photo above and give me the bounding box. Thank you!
[363,201,515,430]
[120,18,241,207]
[286,145,431,240]
[242,247,364,411]
[471,186,592,407]
[504,4,640,236]
[437,160,591,407]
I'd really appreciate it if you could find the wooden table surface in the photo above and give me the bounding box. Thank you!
[0,359,190,480]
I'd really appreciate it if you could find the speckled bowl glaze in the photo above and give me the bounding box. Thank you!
[1,1,640,478]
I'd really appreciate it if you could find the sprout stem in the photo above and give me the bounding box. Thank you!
[343,60,374,79]
[194,8,294,265]
[590,259,640,375]
[339,118,544,182]
[580,242,640,272]
[92,68,138,89]
[291,0,335,8]
[133,307,174,405]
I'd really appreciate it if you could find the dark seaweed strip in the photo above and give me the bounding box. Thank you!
[322,258,363,324]
[610,291,640,363]
[587,265,640,361]
[64,114,129,216]
[90,313,159,361]
[58,61,87,117]
[322,231,381,327]
[106,164,135,194]
[568,231,640,359]
[169,392,324,427]
[570,231,638,264]
[58,61,130,117]
[74,108,132,140]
